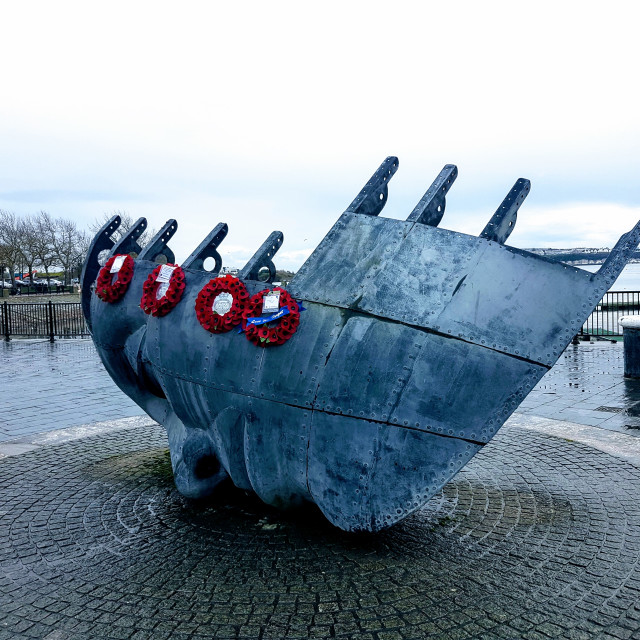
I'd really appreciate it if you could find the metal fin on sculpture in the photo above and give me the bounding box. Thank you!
[407,164,458,226]
[80,214,122,332]
[238,231,283,282]
[110,217,148,257]
[182,223,229,273]
[595,221,640,288]
[346,156,399,217]
[480,178,531,244]
[138,219,178,264]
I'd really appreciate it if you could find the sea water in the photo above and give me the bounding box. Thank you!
[581,263,640,292]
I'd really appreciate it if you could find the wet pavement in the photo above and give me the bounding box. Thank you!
[2,339,640,639]
[520,340,640,433]
[0,339,145,442]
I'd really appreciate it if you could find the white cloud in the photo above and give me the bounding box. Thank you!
[446,202,640,250]
[0,0,638,272]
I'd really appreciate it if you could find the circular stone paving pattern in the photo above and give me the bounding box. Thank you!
[1,424,640,639]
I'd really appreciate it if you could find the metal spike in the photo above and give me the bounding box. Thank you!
[346,156,399,217]
[110,217,148,257]
[138,219,178,264]
[182,223,229,273]
[407,164,458,227]
[238,231,284,283]
[80,214,122,332]
[480,179,531,244]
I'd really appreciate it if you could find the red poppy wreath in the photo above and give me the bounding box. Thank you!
[95,254,135,303]
[195,275,249,333]
[140,264,186,317]
[241,287,300,347]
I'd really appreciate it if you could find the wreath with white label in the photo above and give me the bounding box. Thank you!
[140,264,186,317]
[241,287,301,347]
[195,274,249,333]
[95,254,135,303]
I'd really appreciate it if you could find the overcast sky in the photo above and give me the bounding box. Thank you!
[1,1,639,270]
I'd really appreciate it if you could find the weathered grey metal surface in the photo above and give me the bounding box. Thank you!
[406,163,457,227]
[80,214,120,332]
[480,178,530,244]
[81,157,640,532]
[346,156,398,217]
[138,219,177,264]
[111,216,148,257]
[238,231,283,283]
[182,223,228,273]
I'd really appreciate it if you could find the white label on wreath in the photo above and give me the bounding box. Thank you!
[156,282,170,300]
[262,290,280,313]
[110,255,126,273]
[212,292,233,315]
[156,264,176,283]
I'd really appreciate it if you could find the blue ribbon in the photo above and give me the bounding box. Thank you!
[247,305,290,326]
[237,299,307,333]
[238,306,291,332]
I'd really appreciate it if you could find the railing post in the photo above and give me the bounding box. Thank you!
[48,300,55,343]
[3,301,9,341]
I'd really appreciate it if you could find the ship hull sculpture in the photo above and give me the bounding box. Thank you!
[81,157,640,532]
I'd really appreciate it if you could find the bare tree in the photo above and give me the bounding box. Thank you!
[71,230,90,282]
[0,210,23,285]
[52,217,88,284]
[0,243,10,284]
[31,211,58,284]
[17,216,40,285]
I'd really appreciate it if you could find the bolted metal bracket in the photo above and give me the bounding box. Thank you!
[238,231,283,283]
[80,214,121,333]
[138,219,178,264]
[480,178,531,244]
[110,217,148,257]
[182,223,229,274]
[346,156,399,217]
[407,164,458,227]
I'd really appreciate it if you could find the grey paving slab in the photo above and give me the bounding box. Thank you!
[0,339,145,441]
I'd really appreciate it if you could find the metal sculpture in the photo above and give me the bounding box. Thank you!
[81,157,640,532]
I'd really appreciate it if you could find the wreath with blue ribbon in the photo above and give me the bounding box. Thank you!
[241,287,301,347]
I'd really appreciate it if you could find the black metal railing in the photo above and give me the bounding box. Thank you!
[582,291,640,337]
[1,301,89,341]
[10,284,75,296]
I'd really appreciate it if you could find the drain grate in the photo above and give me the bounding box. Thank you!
[595,406,623,413]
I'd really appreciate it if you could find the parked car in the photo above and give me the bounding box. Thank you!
[13,279,27,286]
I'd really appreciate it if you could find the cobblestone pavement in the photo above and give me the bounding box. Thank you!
[0,340,145,441]
[2,420,640,639]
